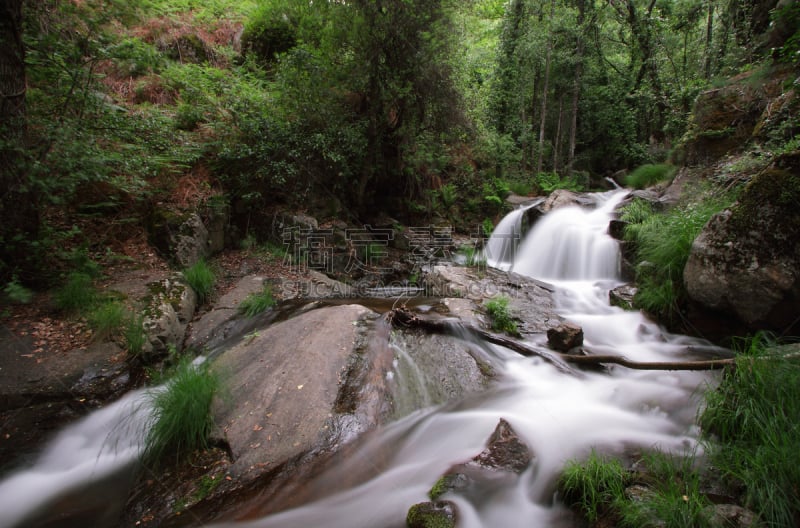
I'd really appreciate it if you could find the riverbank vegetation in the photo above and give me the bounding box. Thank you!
[560,335,800,527]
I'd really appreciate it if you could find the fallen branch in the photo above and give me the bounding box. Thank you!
[387,308,734,372]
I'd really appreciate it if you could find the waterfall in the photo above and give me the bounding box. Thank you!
[483,200,542,271]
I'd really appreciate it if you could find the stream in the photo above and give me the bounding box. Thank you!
[0,189,723,527]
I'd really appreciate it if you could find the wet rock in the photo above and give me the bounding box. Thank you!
[541,189,593,212]
[547,322,584,352]
[423,265,559,334]
[471,418,533,473]
[684,162,800,337]
[429,419,534,502]
[184,274,270,351]
[406,500,457,528]
[702,504,761,528]
[608,219,627,240]
[609,284,637,310]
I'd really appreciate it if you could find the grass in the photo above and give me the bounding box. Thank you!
[238,285,276,317]
[183,259,215,304]
[54,272,96,313]
[558,451,628,524]
[484,295,518,336]
[559,450,711,527]
[620,195,731,323]
[624,163,676,189]
[142,356,219,468]
[88,301,126,341]
[124,313,148,356]
[700,334,800,527]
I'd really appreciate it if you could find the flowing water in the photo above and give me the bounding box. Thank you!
[0,189,722,527]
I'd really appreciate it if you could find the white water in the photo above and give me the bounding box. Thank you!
[0,388,154,528]
[483,200,541,271]
[0,190,720,527]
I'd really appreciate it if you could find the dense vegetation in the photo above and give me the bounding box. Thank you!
[1,0,796,288]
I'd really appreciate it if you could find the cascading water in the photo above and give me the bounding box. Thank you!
[483,199,542,271]
[204,189,720,527]
[0,190,722,528]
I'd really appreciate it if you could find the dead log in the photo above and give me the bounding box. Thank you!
[387,308,734,372]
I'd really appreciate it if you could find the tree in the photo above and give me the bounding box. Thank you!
[0,0,38,281]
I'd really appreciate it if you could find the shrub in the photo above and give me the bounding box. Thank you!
[534,172,584,193]
[142,357,219,468]
[183,260,215,304]
[238,286,277,317]
[54,272,96,313]
[624,163,676,190]
[485,295,518,335]
[3,278,33,304]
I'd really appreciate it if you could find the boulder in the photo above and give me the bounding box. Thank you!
[140,275,197,361]
[684,161,800,336]
[609,284,637,311]
[702,504,761,528]
[212,304,384,480]
[540,189,593,213]
[148,209,212,268]
[547,322,584,352]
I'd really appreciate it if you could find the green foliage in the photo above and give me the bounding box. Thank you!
[534,172,584,194]
[559,451,628,524]
[459,245,486,268]
[484,295,518,335]
[700,334,800,527]
[143,357,219,468]
[183,260,215,304]
[88,301,126,341]
[110,37,164,77]
[624,164,677,190]
[3,278,33,304]
[242,3,299,63]
[237,285,277,317]
[439,183,458,209]
[482,218,494,237]
[54,272,96,313]
[508,178,532,196]
[620,195,730,323]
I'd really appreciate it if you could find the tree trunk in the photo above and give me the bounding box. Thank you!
[552,93,563,173]
[703,0,715,79]
[567,0,585,173]
[537,0,556,174]
[0,0,39,279]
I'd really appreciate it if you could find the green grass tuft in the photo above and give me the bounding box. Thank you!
[54,272,96,313]
[238,285,277,317]
[124,313,148,357]
[485,295,518,335]
[183,259,215,304]
[143,357,219,468]
[88,301,126,341]
[558,450,628,524]
[624,163,676,189]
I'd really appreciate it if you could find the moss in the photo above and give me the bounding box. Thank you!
[406,502,456,528]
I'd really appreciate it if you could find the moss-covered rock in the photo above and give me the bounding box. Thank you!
[406,500,457,528]
[684,153,800,336]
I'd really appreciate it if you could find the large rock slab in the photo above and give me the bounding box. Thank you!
[684,159,800,336]
[212,304,382,480]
